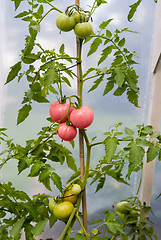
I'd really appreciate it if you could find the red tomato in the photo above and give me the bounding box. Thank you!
[58,122,77,141]
[70,106,94,129]
[49,101,74,123]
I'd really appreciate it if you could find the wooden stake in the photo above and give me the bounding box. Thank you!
[75,0,88,231]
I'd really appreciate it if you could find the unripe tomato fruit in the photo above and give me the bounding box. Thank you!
[56,13,75,32]
[70,106,94,129]
[49,101,74,123]
[62,184,79,204]
[49,198,57,213]
[53,201,74,220]
[71,184,82,195]
[58,123,77,141]
[72,11,87,24]
[116,201,131,215]
[74,22,93,39]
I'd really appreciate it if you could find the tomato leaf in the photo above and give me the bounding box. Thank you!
[147,145,160,163]
[11,0,24,10]
[31,219,48,236]
[5,61,22,84]
[74,233,86,240]
[10,217,25,239]
[104,136,118,162]
[88,75,104,93]
[51,172,62,192]
[66,155,77,172]
[127,89,139,107]
[17,104,32,125]
[103,81,114,96]
[98,45,113,65]
[99,18,113,29]
[128,0,142,22]
[87,38,102,56]
[114,67,126,88]
[118,38,126,47]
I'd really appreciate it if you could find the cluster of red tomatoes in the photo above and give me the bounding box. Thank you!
[49,101,94,141]
[56,10,93,39]
[49,183,82,221]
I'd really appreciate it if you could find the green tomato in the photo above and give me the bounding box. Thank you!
[74,22,93,39]
[56,13,75,32]
[71,184,82,195]
[72,11,87,24]
[53,201,74,220]
[49,198,57,213]
[116,201,131,215]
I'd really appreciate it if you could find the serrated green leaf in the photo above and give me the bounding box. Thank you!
[125,127,134,135]
[11,0,23,10]
[10,217,25,239]
[74,233,86,240]
[128,141,145,164]
[87,38,102,56]
[51,172,62,192]
[99,19,113,29]
[98,45,113,65]
[17,104,32,125]
[62,76,71,87]
[114,67,125,88]
[39,169,49,182]
[66,155,77,172]
[28,162,41,177]
[88,75,104,93]
[41,176,51,190]
[95,176,106,192]
[128,0,142,22]
[15,11,30,18]
[49,214,57,228]
[104,136,118,162]
[103,81,114,95]
[31,219,48,236]
[147,145,159,162]
[118,38,125,47]
[127,89,139,107]
[5,61,22,84]
[106,29,112,38]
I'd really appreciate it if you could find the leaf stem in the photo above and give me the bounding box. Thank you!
[75,211,90,239]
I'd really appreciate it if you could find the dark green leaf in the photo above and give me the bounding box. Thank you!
[88,75,104,93]
[28,162,41,177]
[147,145,159,162]
[15,11,30,18]
[39,169,50,182]
[106,30,112,38]
[95,176,106,192]
[113,84,127,96]
[51,172,62,192]
[127,89,139,107]
[10,217,25,239]
[5,61,22,84]
[118,38,125,47]
[31,219,48,236]
[74,233,86,240]
[98,45,113,65]
[87,38,102,56]
[128,141,145,164]
[49,214,57,228]
[114,67,125,88]
[103,81,114,95]
[66,155,77,172]
[99,19,113,29]
[17,104,32,125]
[128,0,142,22]
[11,0,23,10]
[104,136,118,162]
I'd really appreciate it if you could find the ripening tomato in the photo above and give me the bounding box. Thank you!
[71,184,82,195]
[62,183,80,204]
[56,13,75,32]
[49,198,57,213]
[72,11,87,24]
[53,201,74,220]
[58,122,77,141]
[74,22,93,39]
[70,106,94,129]
[49,101,74,123]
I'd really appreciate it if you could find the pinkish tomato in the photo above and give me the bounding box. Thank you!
[49,101,74,123]
[58,122,77,141]
[70,106,94,129]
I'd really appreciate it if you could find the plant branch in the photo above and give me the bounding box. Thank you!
[76,211,89,239]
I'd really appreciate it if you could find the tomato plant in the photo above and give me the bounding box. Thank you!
[53,201,74,220]
[70,106,94,129]
[1,0,160,239]
[56,13,75,32]
[58,122,77,141]
[49,101,74,123]
[74,22,93,39]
